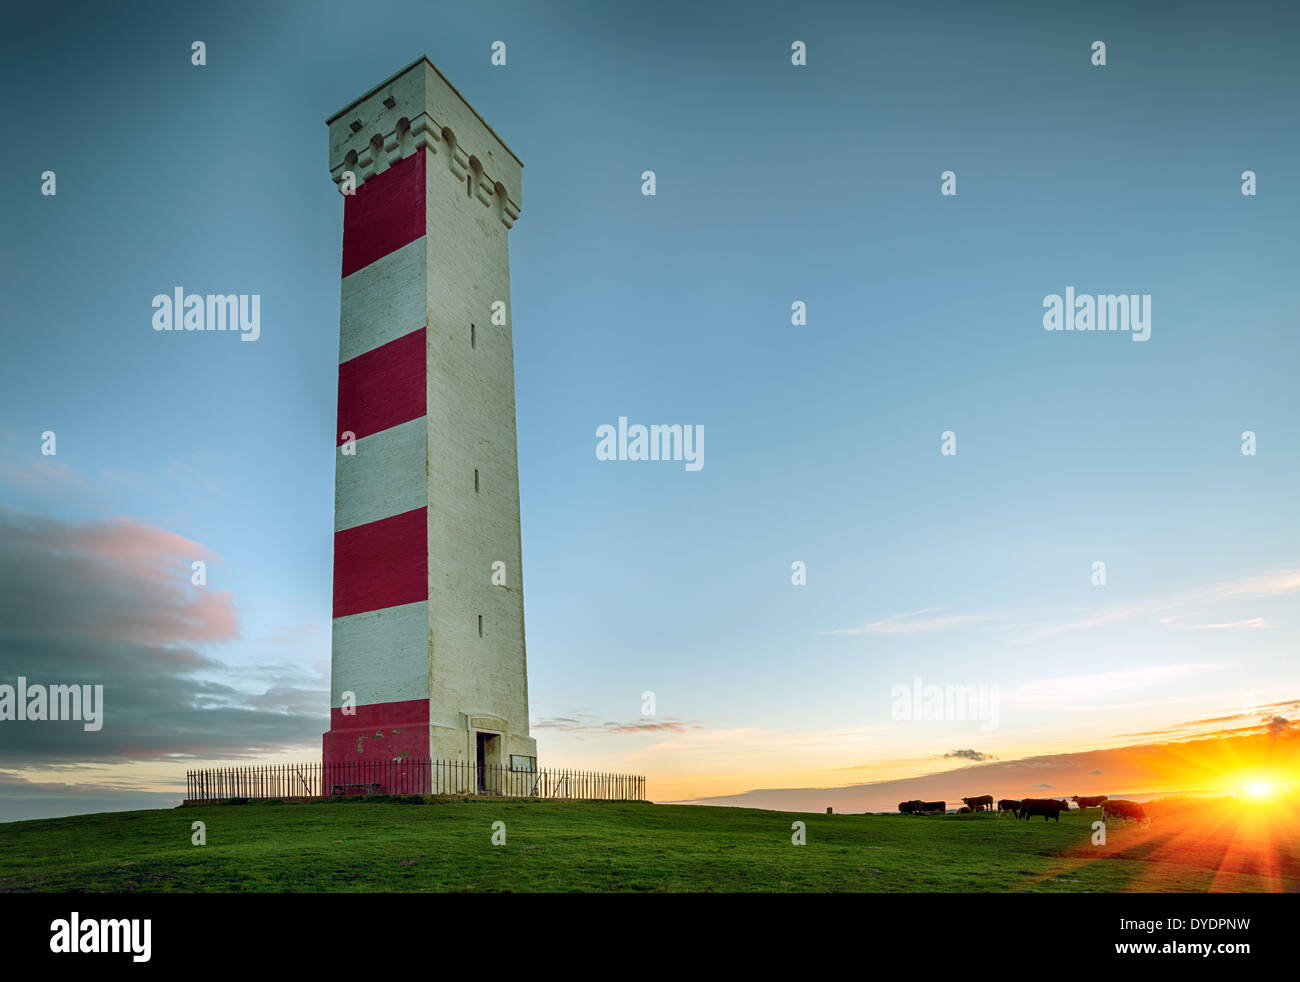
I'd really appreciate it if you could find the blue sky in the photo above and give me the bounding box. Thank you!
[1,0,1297,817]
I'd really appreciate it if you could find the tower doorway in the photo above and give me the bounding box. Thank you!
[475,732,501,793]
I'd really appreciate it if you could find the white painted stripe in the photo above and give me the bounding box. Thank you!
[339,237,427,364]
[331,600,429,708]
[335,417,427,532]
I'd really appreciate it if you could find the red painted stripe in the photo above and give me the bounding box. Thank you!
[322,699,431,779]
[337,327,426,444]
[341,150,427,277]
[332,508,427,618]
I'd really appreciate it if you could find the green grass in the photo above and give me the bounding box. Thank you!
[0,796,1293,892]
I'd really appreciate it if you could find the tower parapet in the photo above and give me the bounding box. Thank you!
[326,57,521,227]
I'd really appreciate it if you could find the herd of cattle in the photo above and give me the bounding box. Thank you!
[897,794,1149,823]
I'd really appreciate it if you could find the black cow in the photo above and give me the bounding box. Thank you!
[997,798,1021,817]
[919,800,946,814]
[1071,795,1108,811]
[1102,799,1148,824]
[898,799,924,814]
[1018,798,1070,822]
[962,795,995,812]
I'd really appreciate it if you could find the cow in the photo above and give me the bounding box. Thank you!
[1102,799,1148,824]
[997,798,1021,817]
[898,799,925,814]
[962,795,995,813]
[957,805,971,814]
[920,800,946,814]
[1071,795,1108,811]
[1018,798,1070,822]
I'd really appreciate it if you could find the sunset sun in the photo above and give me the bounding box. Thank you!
[1234,776,1281,800]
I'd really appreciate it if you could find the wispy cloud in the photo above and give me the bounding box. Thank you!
[942,748,997,761]
[532,714,705,735]
[825,607,1003,636]
[1011,568,1300,643]
[0,456,87,495]
[1179,618,1271,631]
[1116,702,1300,741]
[1002,664,1218,707]
[1206,569,1300,602]
[827,568,1298,646]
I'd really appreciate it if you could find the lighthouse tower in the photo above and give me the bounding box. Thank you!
[322,57,536,784]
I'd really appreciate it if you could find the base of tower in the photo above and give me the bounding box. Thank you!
[321,697,429,763]
[322,703,537,795]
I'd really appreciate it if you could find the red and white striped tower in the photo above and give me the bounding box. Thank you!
[323,58,536,787]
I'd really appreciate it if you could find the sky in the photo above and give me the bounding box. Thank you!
[1,0,1298,821]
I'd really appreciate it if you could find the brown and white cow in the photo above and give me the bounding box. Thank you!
[962,795,995,812]
[1071,795,1108,811]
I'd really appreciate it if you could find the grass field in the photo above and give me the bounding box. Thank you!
[1,795,1295,892]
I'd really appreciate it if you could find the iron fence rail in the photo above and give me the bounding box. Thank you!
[184,759,645,803]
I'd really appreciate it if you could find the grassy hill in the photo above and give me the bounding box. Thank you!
[1,795,1294,892]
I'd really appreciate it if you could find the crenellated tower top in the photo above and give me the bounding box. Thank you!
[325,56,522,228]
